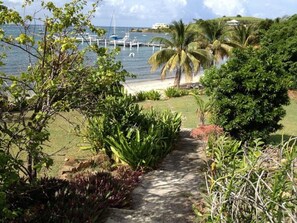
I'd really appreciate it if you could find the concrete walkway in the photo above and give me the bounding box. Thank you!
[104,129,206,223]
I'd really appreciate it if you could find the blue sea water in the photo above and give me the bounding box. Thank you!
[0,25,170,82]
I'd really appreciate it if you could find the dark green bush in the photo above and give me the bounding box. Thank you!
[261,15,297,89]
[201,48,290,141]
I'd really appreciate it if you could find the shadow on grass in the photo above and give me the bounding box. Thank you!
[268,134,297,145]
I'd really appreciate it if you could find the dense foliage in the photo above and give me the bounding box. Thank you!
[83,98,182,169]
[261,15,297,89]
[202,47,290,141]
[2,168,141,222]
[106,109,181,169]
[196,135,297,222]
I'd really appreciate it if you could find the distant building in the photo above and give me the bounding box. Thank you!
[226,19,240,26]
[152,23,169,29]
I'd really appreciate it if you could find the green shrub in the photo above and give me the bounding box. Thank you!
[81,94,145,157]
[105,110,182,169]
[201,48,290,141]
[164,87,188,98]
[196,135,297,223]
[144,90,161,100]
[135,91,147,102]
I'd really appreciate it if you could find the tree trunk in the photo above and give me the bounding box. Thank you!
[27,152,33,182]
[174,67,182,88]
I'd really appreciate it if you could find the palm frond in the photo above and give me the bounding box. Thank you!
[180,50,187,67]
[183,59,193,82]
[168,54,180,72]
[148,49,176,71]
[150,37,173,47]
[189,49,212,67]
[187,53,201,74]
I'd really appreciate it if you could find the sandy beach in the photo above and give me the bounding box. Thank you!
[123,75,202,95]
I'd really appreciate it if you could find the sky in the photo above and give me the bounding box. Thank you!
[3,0,297,27]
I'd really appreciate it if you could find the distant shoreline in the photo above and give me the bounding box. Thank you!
[130,27,170,33]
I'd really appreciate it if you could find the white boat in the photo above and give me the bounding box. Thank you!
[109,32,143,47]
[108,13,142,47]
[109,12,124,40]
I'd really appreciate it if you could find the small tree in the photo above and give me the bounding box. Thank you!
[201,47,290,141]
[190,93,212,126]
[0,0,128,182]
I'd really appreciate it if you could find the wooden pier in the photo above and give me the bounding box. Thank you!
[76,36,165,51]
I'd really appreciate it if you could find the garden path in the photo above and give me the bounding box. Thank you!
[104,128,206,223]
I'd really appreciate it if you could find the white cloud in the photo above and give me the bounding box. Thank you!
[105,0,125,7]
[203,0,247,16]
[129,4,145,14]
[166,0,187,6]
[5,0,23,4]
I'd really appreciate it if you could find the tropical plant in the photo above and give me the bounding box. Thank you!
[135,91,147,102]
[201,47,290,142]
[164,87,188,98]
[148,19,211,88]
[227,24,258,48]
[144,90,161,100]
[81,94,144,157]
[3,171,142,222]
[190,94,212,126]
[196,135,297,223]
[195,20,232,65]
[105,110,181,169]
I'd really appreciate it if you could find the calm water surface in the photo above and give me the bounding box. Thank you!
[0,25,171,82]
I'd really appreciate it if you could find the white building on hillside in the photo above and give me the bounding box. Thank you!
[152,23,169,29]
[226,19,240,26]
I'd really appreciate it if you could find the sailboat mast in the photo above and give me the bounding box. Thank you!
[113,14,116,35]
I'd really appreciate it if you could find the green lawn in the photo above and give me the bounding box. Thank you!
[43,96,297,176]
[139,96,297,141]
[270,99,297,143]
[138,95,209,128]
[42,111,93,177]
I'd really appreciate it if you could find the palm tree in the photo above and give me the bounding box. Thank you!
[148,20,211,88]
[227,24,257,49]
[195,20,233,65]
